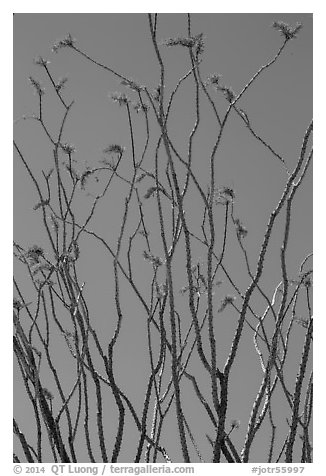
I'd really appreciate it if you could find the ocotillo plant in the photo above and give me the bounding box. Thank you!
[14,13,312,463]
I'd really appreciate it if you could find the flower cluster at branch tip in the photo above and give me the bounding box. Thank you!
[294,317,309,329]
[161,33,205,56]
[207,73,222,86]
[42,388,54,401]
[13,298,33,312]
[194,33,205,57]
[136,172,147,183]
[44,168,54,180]
[230,419,240,430]
[103,144,125,155]
[234,218,248,239]
[153,86,162,102]
[138,229,149,238]
[303,276,312,289]
[80,169,94,190]
[215,186,235,205]
[26,245,44,264]
[55,77,68,92]
[60,143,76,155]
[55,244,81,266]
[52,33,76,53]
[13,297,23,311]
[143,250,163,268]
[162,36,196,48]
[133,101,149,114]
[272,21,303,40]
[33,199,50,211]
[144,186,158,199]
[156,282,168,300]
[221,187,235,200]
[109,92,130,106]
[34,56,50,67]
[219,86,235,103]
[207,74,235,102]
[179,262,220,297]
[29,76,45,96]
[218,295,236,313]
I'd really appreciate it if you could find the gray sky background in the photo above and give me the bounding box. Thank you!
[12,9,315,465]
